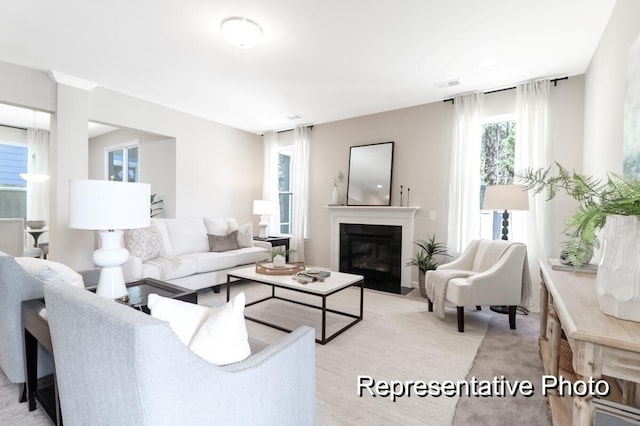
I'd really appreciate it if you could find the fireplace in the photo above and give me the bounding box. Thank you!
[340,224,402,293]
[327,206,420,291]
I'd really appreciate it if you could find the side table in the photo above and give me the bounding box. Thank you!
[23,278,197,424]
[26,228,48,248]
[254,235,291,261]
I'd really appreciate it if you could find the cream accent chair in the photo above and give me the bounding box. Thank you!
[0,218,42,258]
[427,239,528,332]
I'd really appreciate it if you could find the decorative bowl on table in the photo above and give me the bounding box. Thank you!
[26,220,47,229]
[255,261,305,275]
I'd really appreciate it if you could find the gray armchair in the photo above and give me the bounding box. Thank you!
[0,255,55,399]
[44,280,316,426]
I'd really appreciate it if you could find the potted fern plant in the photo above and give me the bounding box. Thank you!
[520,162,640,322]
[406,234,449,298]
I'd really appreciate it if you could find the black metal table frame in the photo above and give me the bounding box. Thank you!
[227,273,364,345]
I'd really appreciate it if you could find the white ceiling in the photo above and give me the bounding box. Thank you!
[0,0,617,135]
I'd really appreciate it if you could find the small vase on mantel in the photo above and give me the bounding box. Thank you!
[331,186,339,205]
[595,214,640,322]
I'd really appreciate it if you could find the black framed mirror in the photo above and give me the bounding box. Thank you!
[346,141,394,206]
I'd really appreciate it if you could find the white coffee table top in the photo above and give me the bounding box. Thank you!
[229,265,363,295]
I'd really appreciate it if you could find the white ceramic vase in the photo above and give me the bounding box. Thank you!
[595,214,640,322]
[273,254,286,268]
[331,186,339,205]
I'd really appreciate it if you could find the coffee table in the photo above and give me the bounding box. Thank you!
[227,266,364,344]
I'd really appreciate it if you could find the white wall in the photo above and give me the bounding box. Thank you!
[0,60,264,269]
[583,0,640,177]
[306,102,451,272]
[49,84,93,269]
[88,89,263,224]
[305,77,585,313]
[139,137,177,219]
[89,129,177,218]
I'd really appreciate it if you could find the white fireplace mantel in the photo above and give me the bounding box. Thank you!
[326,206,420,289]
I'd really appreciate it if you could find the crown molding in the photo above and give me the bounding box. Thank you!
[49,70,98,91]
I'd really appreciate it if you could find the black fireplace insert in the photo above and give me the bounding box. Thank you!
[339,223,402,293]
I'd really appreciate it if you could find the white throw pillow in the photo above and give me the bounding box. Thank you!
[227,218,239,233]
[164,219,209,256]
[237,223,254,248]
[204,217,229,236]
[14,257,84,288]
[147,294,210,346]
[189,292,251,365]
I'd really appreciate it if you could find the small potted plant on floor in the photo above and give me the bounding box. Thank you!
[406,234,449,298]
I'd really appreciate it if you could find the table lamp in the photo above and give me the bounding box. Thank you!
[253,200,273,239]
[69,179,150,300]
[482,184,529,240]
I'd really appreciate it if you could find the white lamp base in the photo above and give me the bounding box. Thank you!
[93,230,129,300]
[258,215,268,239]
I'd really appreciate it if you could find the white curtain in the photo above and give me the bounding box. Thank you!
[447,92,484,255]
[262,131,281,236]
[26,128,50,222]
[512,78,551,312]
[290,126,310,262]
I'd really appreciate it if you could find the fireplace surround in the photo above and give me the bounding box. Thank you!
[327,206,420,292]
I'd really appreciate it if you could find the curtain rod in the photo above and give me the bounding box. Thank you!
[0,123,28,131]
[442,76,568,104]
[261,125,314,137]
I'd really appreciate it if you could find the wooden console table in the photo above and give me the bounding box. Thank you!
[539,259,640,425]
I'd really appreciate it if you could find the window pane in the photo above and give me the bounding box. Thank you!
[109,149,124,181]
[480,121,516,186]
[0,143,27,218]
[279,193,291,234]
[278,153,291,191]
[278,151,293,234]
[0,144,27,188]
[480,120,516,239]
[127,147,139,182]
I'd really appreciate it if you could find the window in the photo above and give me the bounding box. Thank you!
[0,141,27,218]
[106,142,139,182]
[278,148,293,234]
[480,117,516,239]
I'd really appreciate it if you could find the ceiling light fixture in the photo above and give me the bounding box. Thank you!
[221,17,263,49]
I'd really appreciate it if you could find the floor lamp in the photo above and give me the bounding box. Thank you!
[69,180,150,301]
[482,184,530,314]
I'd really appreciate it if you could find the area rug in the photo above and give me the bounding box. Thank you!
[0,374,50,425]
[202,281,491,425]
[0,283,488,426]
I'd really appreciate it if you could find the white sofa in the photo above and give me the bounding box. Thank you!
[124,218,271,292]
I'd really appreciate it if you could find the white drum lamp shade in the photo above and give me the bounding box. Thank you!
[69,180,150,299]
[253,200,273,239]
[483,184,529,240]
